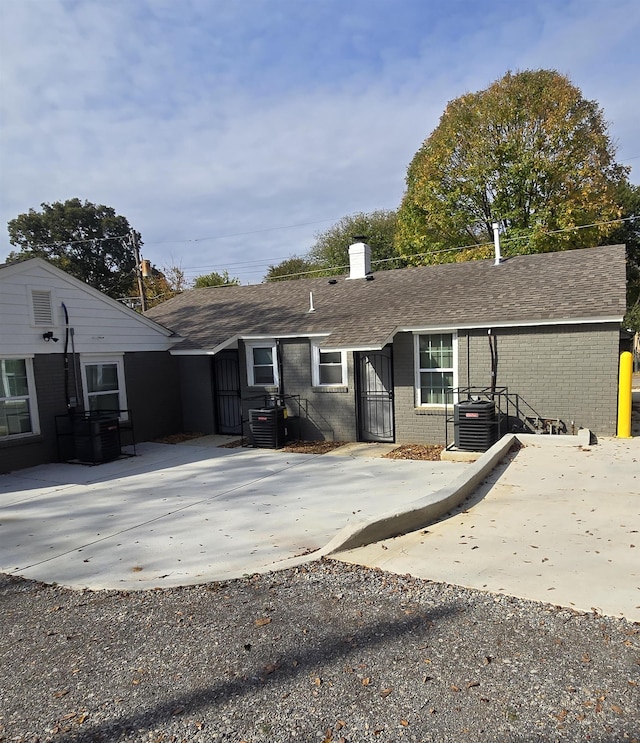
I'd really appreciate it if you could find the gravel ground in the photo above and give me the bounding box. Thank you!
[1,560,638,743]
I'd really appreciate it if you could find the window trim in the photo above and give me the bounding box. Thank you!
[245,341,279,388]
[80,354,129,420]
[414,331,458,407]
[311,341,347,387]
[0,355,40,439]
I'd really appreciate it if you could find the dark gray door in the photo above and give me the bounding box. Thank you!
[357,347,394,442]
[214,351,242,435]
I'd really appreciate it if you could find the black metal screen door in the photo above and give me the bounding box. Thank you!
[356,347,394,442]
[214,351,242,435]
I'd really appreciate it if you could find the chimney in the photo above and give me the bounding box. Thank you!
[348,237,372,280]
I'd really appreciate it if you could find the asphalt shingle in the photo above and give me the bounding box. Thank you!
[145,245,627,350]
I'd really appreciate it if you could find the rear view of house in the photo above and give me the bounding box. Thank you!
[0,258,181,473]
[146,243,627,447]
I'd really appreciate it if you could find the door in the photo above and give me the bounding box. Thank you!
[356,347,395,442]
[214,351,242,435]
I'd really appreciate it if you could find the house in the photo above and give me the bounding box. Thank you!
[145,242,627,446]
[0,258,181,474]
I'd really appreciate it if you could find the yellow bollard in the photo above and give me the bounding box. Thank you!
[617,351,633,438]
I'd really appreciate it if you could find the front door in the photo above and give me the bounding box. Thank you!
[356,347,395,442]
[214,351,242,435]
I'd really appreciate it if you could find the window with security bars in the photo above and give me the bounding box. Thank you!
[416,333,457,405]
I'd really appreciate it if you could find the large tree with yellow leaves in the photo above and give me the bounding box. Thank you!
[396,70,629,263]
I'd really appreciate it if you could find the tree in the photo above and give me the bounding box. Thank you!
[607,182,640,330]
[309,210,400,274]
[396,70,629,263]
[265,255,319,281]
[6,198,139,297]
[192,270,240,288]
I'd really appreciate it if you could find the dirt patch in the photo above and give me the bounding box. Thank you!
[282,440,349,454]
[384,444,444,461]
[152,432,205,445]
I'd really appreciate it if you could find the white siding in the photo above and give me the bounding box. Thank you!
[0,260,176,356]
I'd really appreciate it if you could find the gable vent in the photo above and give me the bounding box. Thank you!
[32,290,54,325]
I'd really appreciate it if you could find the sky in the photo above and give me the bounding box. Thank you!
[1,0,639,286]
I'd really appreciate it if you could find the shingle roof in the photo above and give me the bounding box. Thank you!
[145,245,627,351]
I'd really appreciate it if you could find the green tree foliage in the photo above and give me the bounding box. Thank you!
[309,210,400,274]
[6,198,139,297]
[396,70,629,263]
[265,255,319,281]
[192,270,240,288]
[608,183,640,330]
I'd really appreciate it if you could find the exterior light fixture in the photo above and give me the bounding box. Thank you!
[42,331,59,342]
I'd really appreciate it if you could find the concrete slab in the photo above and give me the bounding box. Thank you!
[334,437,640,622]
[0,442,467,590]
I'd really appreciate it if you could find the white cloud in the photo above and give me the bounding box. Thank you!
[1,0,638,284]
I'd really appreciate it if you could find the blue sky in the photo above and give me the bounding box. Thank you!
[1,0,639,285]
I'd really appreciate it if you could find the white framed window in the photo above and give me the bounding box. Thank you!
[0,357,40,438]
[311,341,347,387]
[245,342,278,387]
[80,355,129,419]
[415,332,457,406]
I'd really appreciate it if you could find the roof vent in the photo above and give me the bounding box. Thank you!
[365,274,374,281]
[328,279,337,285]
[348,240,372,280]
[492,222,503,265]
[31,289,54,325]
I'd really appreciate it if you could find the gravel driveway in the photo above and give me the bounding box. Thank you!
[2,560,638,742]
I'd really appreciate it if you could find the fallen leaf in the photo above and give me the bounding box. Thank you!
[451,685,460,692]
[313,677,322,686]
[362,677,371,686]
[467,681,480,689]
[400,719,409,727]
[611,704,623,714]
[54,689,70,698]
[582,653,591,663]
[380,688,392,697]
[554,709,568,721]
[255,617,272,627]
[171,707,184,716]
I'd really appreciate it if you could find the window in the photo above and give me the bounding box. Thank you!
[0,357,40,438]
[245,342,278,387]
[81,356,128,419]
[311,342,346,387]
[415,333,457,406]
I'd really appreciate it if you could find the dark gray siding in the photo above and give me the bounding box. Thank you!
[393,324,621,445]
[123,351,182,441]
[0,354,69,473]
[178,356,216,434]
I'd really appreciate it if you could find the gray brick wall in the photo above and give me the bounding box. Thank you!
[239,339,357,441]
[392,324,620,445]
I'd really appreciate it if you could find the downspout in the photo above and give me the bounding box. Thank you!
[488,329,497,397]
[276,339,285,406]
[62,302,71,410]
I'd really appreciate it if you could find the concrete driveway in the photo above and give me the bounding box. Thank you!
[0,441,466,591]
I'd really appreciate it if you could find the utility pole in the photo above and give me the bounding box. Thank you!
[130,230,148,312]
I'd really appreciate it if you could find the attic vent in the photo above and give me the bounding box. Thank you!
[31,290,54,325]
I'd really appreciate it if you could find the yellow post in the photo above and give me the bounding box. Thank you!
[617,351,633,438]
